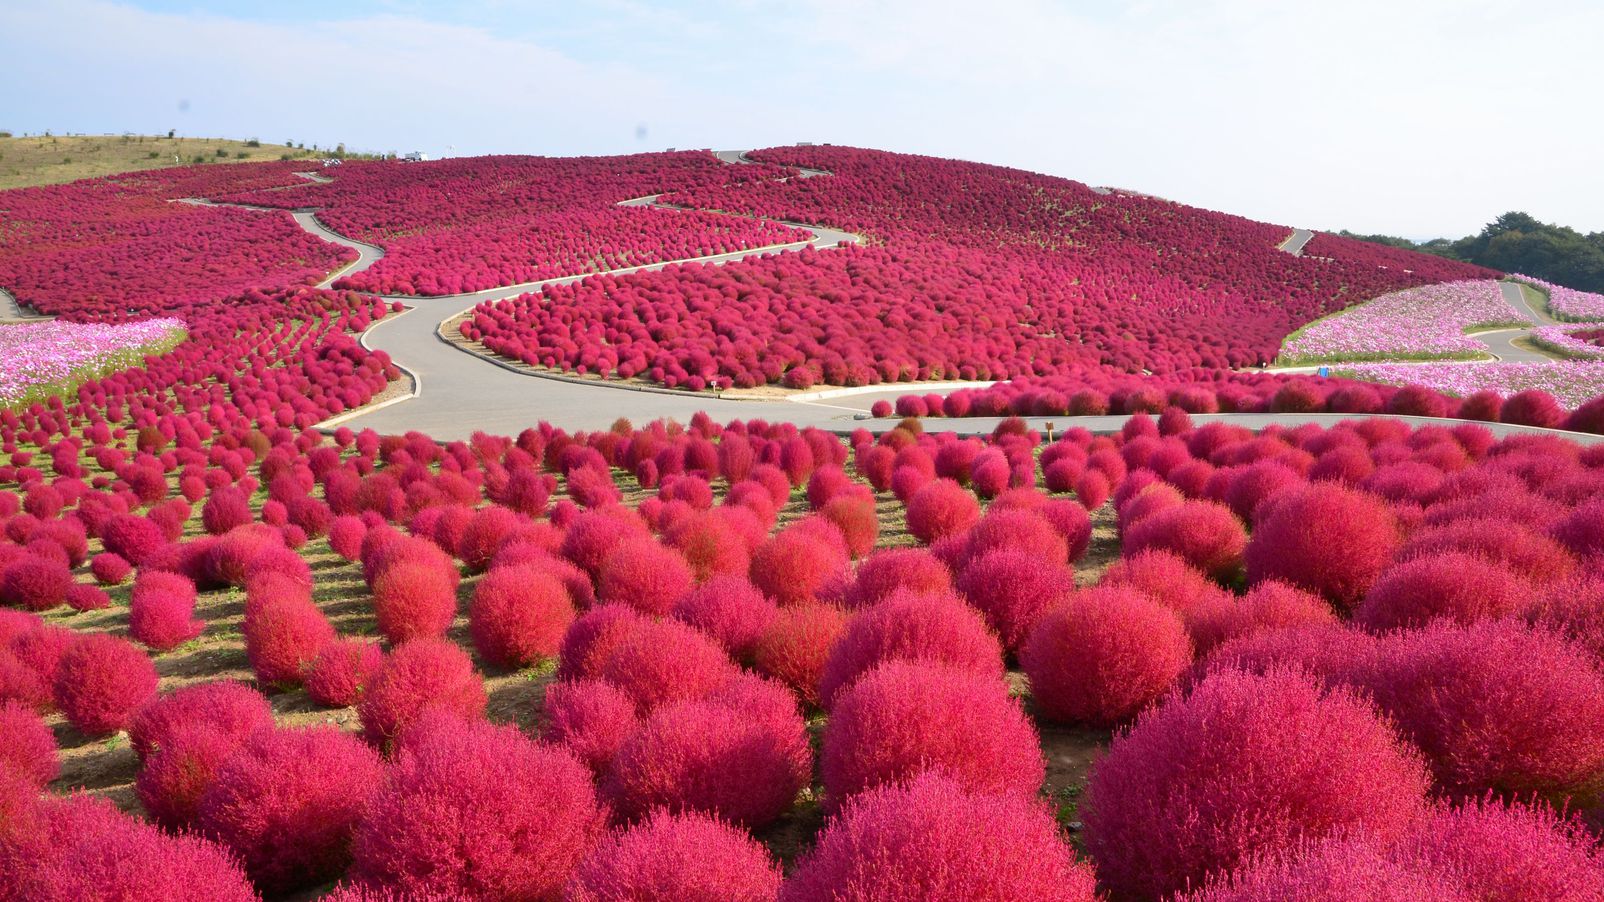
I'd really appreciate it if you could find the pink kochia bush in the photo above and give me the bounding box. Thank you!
[780,771,1098,902]
[358,638,487,747]
[1245,483,1401,609]
[350,714,605,900]
[671,575,778,660]
[51,632,158,736]
[304,637,386,707]
[1354,551,1535,631]
[470,563,576,669]
[1358,619,1604,804]
[603,675,810,829]
[0,700,58,786]
[1123,500,1248,582]
[128,570,204,650]
[370,541,460,643]
[196,725,384,894]
[957,548,1071,652]
[752,603,847,707]
[818,588,1004,708]
[1022,586,1193,725]
[821,661,1043,805]
[598,538,695,616]
[5,792,258,902]
[243,577,335,687]
[566,809,783,902]
[126,680,274,759]
[1081,667,1431,900]
[542,679,641,774]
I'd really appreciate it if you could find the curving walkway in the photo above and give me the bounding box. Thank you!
[0,287,49,323]
[1279,229,1315,256]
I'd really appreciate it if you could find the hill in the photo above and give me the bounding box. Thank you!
[0,133,367,190]
[1336,211,1604,293]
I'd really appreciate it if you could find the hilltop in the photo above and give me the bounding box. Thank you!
[0,133,371,190]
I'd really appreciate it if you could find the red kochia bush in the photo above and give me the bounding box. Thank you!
[52,633,158,736]
[10,794,258,902]
[1184,579,1338,655]
[957,549,1072,652]
[1552,499,1604,561]
[819,589,1004,708]
[1392,797,1604,901]
[1081,668,1430,900]
[1354,551,1535,631]
[567,809,782,902]
[201,486,252,535]
[304,637,386,707]
[350,715,604,900]
[127,680,273,759]
[0,700,57,786]
[542,679,640,774]
[89,553,132,585]
[752,603,847,707]
[128,571,204,650]
[197,726,384,894]
[749,519,850,607]
[1022,586,1193,725]
[135,724,243,829]
[847,547,953,609]
[1245,483,1401,609]
[469,563,576,669]
[1174,835,1463,902]
[904,479,980,544]
[780,771,1098,902]
[603,677,810,828]
[1359,619,1604,803]
[98,513,169,565]
[1100,548,1221,615]
[558,604,652,682]
[358,639,487,747]
[0,556,71,612]
[672,575,777,660]
[371,553,460,644]
[821,661,1043,805]
[244,585,336,687]
[596,617,739,715]
[1124,500,1248,582]
[598,538,696,616]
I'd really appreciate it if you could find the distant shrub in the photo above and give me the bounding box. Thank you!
[1023,586,1192,725]
[1245,483,1401,609]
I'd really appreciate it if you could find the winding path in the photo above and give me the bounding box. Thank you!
[160,152,1602,446]
[1279,229,1315,256]
[0,287,47,323]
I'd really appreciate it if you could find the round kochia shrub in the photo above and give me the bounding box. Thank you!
[821,661,1043,805]
[671,575,777,659]
[128,571,204,650]
[1359,619,1604,803]
[196,726,384,894]
[244,585,336,687]
[127,680,273,759]
[358,638,487,747]
[0,700,57,786]
[752,602,847,707]
[1354,551,1534,631]
[1081,667,1430,901]
[566,809,782,902]
[371,555,459,644]
[603,678,811,829]
[1023,586,1193,725]
[135,724,243,829]
[749,519,850,607]
[904,479,980,544]
[9,794,258,902]
[1245,483,1401,609]
[1100,549,1220,615]
[780,771,1098,902]
[52,633,158,736]
[957,548,1071,652]
[596,617,739,715]
[1174,835,1465,902]
[304,637,385,708]
[1124,500,1248,582]
[599,538,695,616]
[469,563,576,669]
[541,679,640,774]
[847,547,953,609]
[1392,797,1604,901]
[350,715,604,900]
[818,589,1003,708]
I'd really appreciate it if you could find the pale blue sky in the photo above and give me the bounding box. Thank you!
[2,0,1600,237]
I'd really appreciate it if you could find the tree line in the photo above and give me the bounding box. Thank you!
[1337,212,1604,292]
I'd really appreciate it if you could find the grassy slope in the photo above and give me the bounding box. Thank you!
[0,134,333,190]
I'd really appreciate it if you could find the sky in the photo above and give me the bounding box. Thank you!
[2,0,1600,238]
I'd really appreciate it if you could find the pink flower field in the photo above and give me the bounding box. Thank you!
[1278,279,1527,364]
[0,318,185,406]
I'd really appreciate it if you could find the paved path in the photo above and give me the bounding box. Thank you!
[1279,229,1315,256]
[715,148,831,178]
[0,287,48,323]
